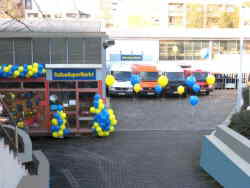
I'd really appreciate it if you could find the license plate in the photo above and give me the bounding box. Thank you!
[118,93,126,95]
[147,92,155,95]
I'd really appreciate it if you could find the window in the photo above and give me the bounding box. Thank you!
[0,39,13,64]
[25,0,32,9]
[160,40,210,61]
[51,38,67,64]
[33,38,50,64]
[68,38,84,64]
[85,38,101,64]
[14,39,32,64]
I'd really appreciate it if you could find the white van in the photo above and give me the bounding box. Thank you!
[157,64,187,96]
[108,64,133,96]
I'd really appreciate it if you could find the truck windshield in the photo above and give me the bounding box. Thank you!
[167,72,185,81]
[193,72,208,81]
[113,71,131,81]
[140,72,158,81]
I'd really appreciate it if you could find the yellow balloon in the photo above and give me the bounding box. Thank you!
[52,132,58,138]
[96,109,101,114]
[32,67,38,74]
[27,65,32,71]
[13,70,20,77]
[90,107,96,113]
[177,85,185,95]
[3,66,9,72]
[109,114,115,121]
[108,109,114,115]
[98,99,104,104]
[18,66,24,72]
[98,131,104,137]
[17,121,24,128]
[110,126,115,133]
[158,76,168,88]
[133,83,142,93]
[93,122,99,128]
[96,126,102,132]
[51,118,58,126]
[98,103,104,110]
[42,69,47,73]
[28,71,33,77]
[105,74,116,87]
[58,130,64,137]
[103,131,110,137]
[33,62,39,68]
[206,75,216,85]
[61,112,67,119]
[61,125,66,129]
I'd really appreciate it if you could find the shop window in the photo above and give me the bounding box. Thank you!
[79,120,92,129]
[244,41,250,54]
[67,114,77,128]
[49,91,76,112]
[23,82,45,89]
[14,38,32,64]
[78,81,98,88]
[33,38,50,64]
[68,38,84,64]
[49,81,76,89]
[0,39,13,64]
[51,38,67,64]
[79,92,95,115]
[85,38,101,64]
[0,82,21,88]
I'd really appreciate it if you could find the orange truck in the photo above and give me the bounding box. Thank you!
[132,64,159,95]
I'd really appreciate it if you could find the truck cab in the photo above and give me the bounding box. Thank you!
[184,69,210,95]
[108,64,133,96]
[132,64,159,95]
[158,64,186,96]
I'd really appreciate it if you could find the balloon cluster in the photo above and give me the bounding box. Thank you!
[155,75,168,94]
[50,104,71,138]
[184,74,216,106]
[0,63,46,78]
[90,94,117,137]
[130,74,142,93]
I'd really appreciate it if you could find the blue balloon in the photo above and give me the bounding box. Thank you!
[93,101,99,108]
[58,118,64,126]
[186,76,196,87]
[154,85,163,94]
[38,64,44,70]
[19,72,25,78]
[57,104,63,111]
[130,74,141,85]
[50,105,58,111]
[64,129,71,135]
[189,96,199,106]
[11,65,18,72]
[192,84,201,93]
[53,112,61,119]
[50,125,59,132]
[94,93,101,101]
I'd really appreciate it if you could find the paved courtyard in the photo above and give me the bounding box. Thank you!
[33,90,236,188]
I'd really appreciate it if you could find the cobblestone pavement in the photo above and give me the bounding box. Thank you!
[33,90,236,188]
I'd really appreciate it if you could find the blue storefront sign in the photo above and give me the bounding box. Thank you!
[52,69,96,80]
[121,55,143,61]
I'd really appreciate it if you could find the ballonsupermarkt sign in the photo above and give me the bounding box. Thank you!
[52,69,96,80]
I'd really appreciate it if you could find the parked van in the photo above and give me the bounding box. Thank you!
[157,64,187,96]
[132,64,159,95]
[184,69,210,95]
[108,64,133,96]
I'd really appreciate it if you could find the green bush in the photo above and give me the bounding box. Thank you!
[229,110,250,139]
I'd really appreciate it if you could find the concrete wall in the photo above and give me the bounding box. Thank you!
[200,125,250,188]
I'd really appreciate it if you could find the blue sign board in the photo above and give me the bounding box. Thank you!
[121,55,143,61]
[52,69,96,80]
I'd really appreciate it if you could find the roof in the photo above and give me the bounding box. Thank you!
[132,64,158,72]
[0,19,103,33]
[110,64,132,72]
[157,64,183,72]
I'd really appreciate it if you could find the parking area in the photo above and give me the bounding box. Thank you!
[33,90,236,188]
